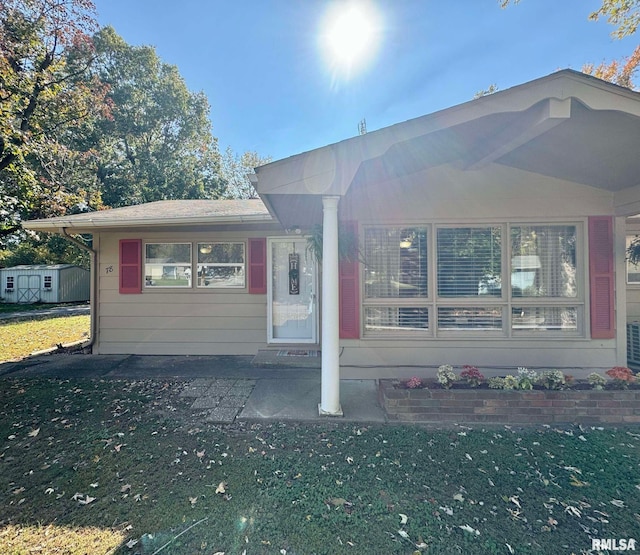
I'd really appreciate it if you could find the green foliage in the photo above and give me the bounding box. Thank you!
[220,146,271,199]
[90,27,224,206]
[0,0,107,245]
[0,233,89,268]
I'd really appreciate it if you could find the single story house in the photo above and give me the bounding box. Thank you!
[0,264,90,304]
[24,70,640,414]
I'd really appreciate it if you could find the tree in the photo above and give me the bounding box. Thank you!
[0,0,108,243]
[220,146,271,199]
[500,0,640,39]
[90,27,224,207]
[582,44,640,88]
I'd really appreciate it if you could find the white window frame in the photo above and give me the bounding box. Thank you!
[626,235,640,285]
[196,242,246,289]
[361,221,585,339]
[144,242,192,288]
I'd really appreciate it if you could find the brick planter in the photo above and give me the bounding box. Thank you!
[379,380,640,425]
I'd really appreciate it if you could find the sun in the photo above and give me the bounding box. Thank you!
[320,1,382,77]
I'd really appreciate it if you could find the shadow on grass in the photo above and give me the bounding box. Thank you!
[0,376,639,554]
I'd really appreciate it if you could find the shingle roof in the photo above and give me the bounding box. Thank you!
[23,199,274,231]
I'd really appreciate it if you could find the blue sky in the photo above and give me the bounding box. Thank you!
[93,0,636,162]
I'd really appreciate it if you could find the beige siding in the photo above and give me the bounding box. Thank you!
[95,231,270,355]
[340,163,620,373]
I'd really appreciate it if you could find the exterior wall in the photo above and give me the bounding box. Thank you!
[94,230,274,355]
[339,163,619,375]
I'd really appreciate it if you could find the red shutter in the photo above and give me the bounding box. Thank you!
[248,238,267,294]
[339,221,360,339]
[588,216,615,339]
[119,239,142,294]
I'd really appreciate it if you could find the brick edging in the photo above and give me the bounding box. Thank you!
[379,380,640,424]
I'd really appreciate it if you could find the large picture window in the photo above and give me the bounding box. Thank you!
[145,243,192,288]
[197,242,245,288]
[362,222,583,337]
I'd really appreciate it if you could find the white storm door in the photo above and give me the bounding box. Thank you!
[268,238,317,343]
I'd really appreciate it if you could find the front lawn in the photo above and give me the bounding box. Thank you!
[0,377,638,554]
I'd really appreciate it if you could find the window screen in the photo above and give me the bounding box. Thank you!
[437,227,502,297]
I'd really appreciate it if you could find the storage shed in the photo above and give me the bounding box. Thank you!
[0,265,90,304]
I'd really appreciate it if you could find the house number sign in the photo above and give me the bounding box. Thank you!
[288,253,300,295]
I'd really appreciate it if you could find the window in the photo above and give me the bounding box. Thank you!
[627,235,640,284]
[510,225,579,334]
[144,243,192,287]
[43,276,52,290]
[6,276,14,291]
[197,242,245,288]
[363,227,428,333]
[362,222,583,337]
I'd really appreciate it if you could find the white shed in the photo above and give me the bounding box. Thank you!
[0,264,90,304]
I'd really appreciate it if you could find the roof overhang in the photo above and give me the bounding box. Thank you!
[253,70,640,225]
[23,199,277,234]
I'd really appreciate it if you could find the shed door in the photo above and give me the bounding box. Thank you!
[17,275,40,303]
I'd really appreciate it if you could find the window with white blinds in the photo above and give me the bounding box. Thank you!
[510,225,577,298]
[364,228,427,298]
[362,222,583,337]
[437,227,502,297]
[363,227,429,334]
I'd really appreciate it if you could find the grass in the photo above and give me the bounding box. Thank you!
[0,314,90,361]
[0,377,638,554]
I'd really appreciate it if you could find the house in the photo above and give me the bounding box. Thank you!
[23,70,640,415]
[0,264,90,304]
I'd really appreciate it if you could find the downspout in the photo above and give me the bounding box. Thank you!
[61,227,97,351]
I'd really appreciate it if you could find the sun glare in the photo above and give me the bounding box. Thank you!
[320,1,382,77]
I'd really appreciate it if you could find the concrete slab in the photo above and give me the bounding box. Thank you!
[239,379,387,423]
[204,406,240,423]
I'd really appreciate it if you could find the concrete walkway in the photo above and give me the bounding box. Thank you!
[0,354,387,424]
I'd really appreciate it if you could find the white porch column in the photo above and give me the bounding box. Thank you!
[319,195,343,416]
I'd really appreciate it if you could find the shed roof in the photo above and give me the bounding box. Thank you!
[1,264,80,271]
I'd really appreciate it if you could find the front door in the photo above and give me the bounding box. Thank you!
[268,238,317,343]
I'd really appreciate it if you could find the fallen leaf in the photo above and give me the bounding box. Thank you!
[120,484,131,493]
[189,496,198,506]
[89,482,99,488]
[399,513,408,525]
[459,524,480,536]
[126,539,138,549]
[453,493,465,502]
[216,481,227,494]
[28,428,40,437]
[611,499,625,508]
[78,495,96,505]
[44,488,54,495]
[398,530,410,540]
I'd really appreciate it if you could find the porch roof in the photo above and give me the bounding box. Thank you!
[253,69,640,227]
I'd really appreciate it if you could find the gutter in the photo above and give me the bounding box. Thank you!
[61,228,97,351]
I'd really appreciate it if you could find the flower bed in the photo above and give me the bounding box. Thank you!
[380,366,640,425]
